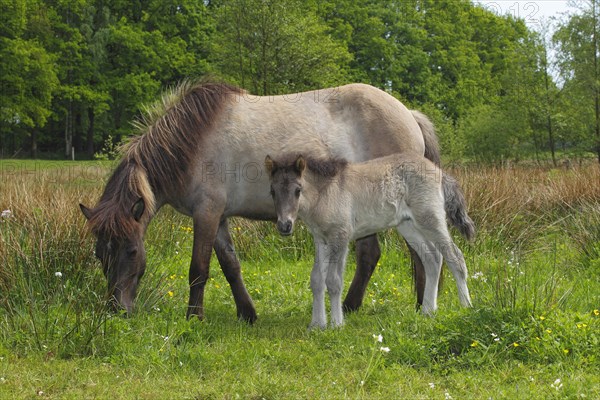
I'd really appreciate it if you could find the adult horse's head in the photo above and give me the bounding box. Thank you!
[80,161,154,314]
[265,154,306,236]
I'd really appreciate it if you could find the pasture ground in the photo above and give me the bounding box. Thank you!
[0,160,599,399]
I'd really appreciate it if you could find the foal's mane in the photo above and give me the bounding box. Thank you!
[306,156,348,178]
[276,154,348,178]
[86,80,243,238]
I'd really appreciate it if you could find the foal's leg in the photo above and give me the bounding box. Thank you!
[187,205,224,320]
[310,240,329,329]
[343,235,431,313]
[325,242,349,327]
[343,234,380,313]
[436,239,472,308]
[214,218,257,323]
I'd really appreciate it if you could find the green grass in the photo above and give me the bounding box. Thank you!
[0,160,599,399]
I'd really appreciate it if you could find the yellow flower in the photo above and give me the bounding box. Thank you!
[546,329,552,334]
[470,341,479,348]
[577,323,588,329]
[539,316,545,321]
[563,349,570,355]
[167,291,174,297]
[513,342,520,347]
[594,309,599,316]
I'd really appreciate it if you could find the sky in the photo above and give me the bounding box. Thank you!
[474,1,575,31]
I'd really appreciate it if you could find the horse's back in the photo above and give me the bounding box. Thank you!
[190,84,426,218]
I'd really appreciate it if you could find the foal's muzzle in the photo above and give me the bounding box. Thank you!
[277,219,294,236]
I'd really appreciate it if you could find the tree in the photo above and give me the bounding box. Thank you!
[0,0,58,157]
[554,0,600,163]
[212,0,350,95]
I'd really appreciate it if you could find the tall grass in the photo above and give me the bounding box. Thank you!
[0,160,599,366]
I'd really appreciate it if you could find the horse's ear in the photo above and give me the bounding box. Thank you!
[295,155,306,174]
[131,198,145,222]
[265,155,275,175]
[80,203,93,220]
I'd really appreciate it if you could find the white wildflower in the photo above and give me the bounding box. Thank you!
[472,272,487,282]
[373,334,383,343]
[429,382,435,389]
[551,378,563,390]
[380,346,390,353]
[445,392,453,400]
[1,210,11,219]
[55,272,63,278]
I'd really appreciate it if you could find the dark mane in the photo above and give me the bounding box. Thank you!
[305,156,348,178]
[274,154,348,178]
[87,80,243,238]
[126,80,243,193]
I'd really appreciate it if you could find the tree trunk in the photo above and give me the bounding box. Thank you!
[30,130,37,159]
[64,108,72,159]
[543,47,557,167]
[86,107,95,159]
[594,0,600,164]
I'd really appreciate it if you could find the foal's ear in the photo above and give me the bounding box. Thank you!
[295,155,306,174]
[265,155,275,175]
[131,198,145,222]
[80,203,93,220]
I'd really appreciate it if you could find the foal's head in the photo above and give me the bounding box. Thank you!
[265,154,306,236]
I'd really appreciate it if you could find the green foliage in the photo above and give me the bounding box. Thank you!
[212,0,350,94]
[1,0,599,163]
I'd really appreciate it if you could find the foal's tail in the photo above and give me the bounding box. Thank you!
[411,110,441,167]
[442,172,476,241]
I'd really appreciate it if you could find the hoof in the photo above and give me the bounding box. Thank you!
[238,310,258,324]
[186,306,204,321]
[308,322,327,330]
[342,300,361,314]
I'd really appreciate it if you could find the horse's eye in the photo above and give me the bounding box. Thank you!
[270,188,275,197]
[127,247,138,257]
[295,187,301,197]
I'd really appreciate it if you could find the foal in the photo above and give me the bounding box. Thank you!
[265,153,474,328]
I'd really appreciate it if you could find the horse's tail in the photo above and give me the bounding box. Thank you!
[410,109,475,240]
[442,172,476,241]
[411,110,441,166]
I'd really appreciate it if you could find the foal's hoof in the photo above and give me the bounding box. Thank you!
[308,322,327,331]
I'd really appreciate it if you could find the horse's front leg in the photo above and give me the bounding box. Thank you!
[187,205,223,320]
[214,218,257,323]
[309,241,328,329]
[343,234,380,313]
[326,241,349,328]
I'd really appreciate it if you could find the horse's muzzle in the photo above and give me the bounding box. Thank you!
[277,219,294,236]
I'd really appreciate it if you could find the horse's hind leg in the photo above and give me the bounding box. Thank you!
[343,234,380,313]
[214,218,257,323]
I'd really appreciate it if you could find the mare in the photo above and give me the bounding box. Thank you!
[80,80,453,322]
[265,153,474,328]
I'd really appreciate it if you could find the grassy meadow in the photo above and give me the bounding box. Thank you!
[0,159,599,399]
